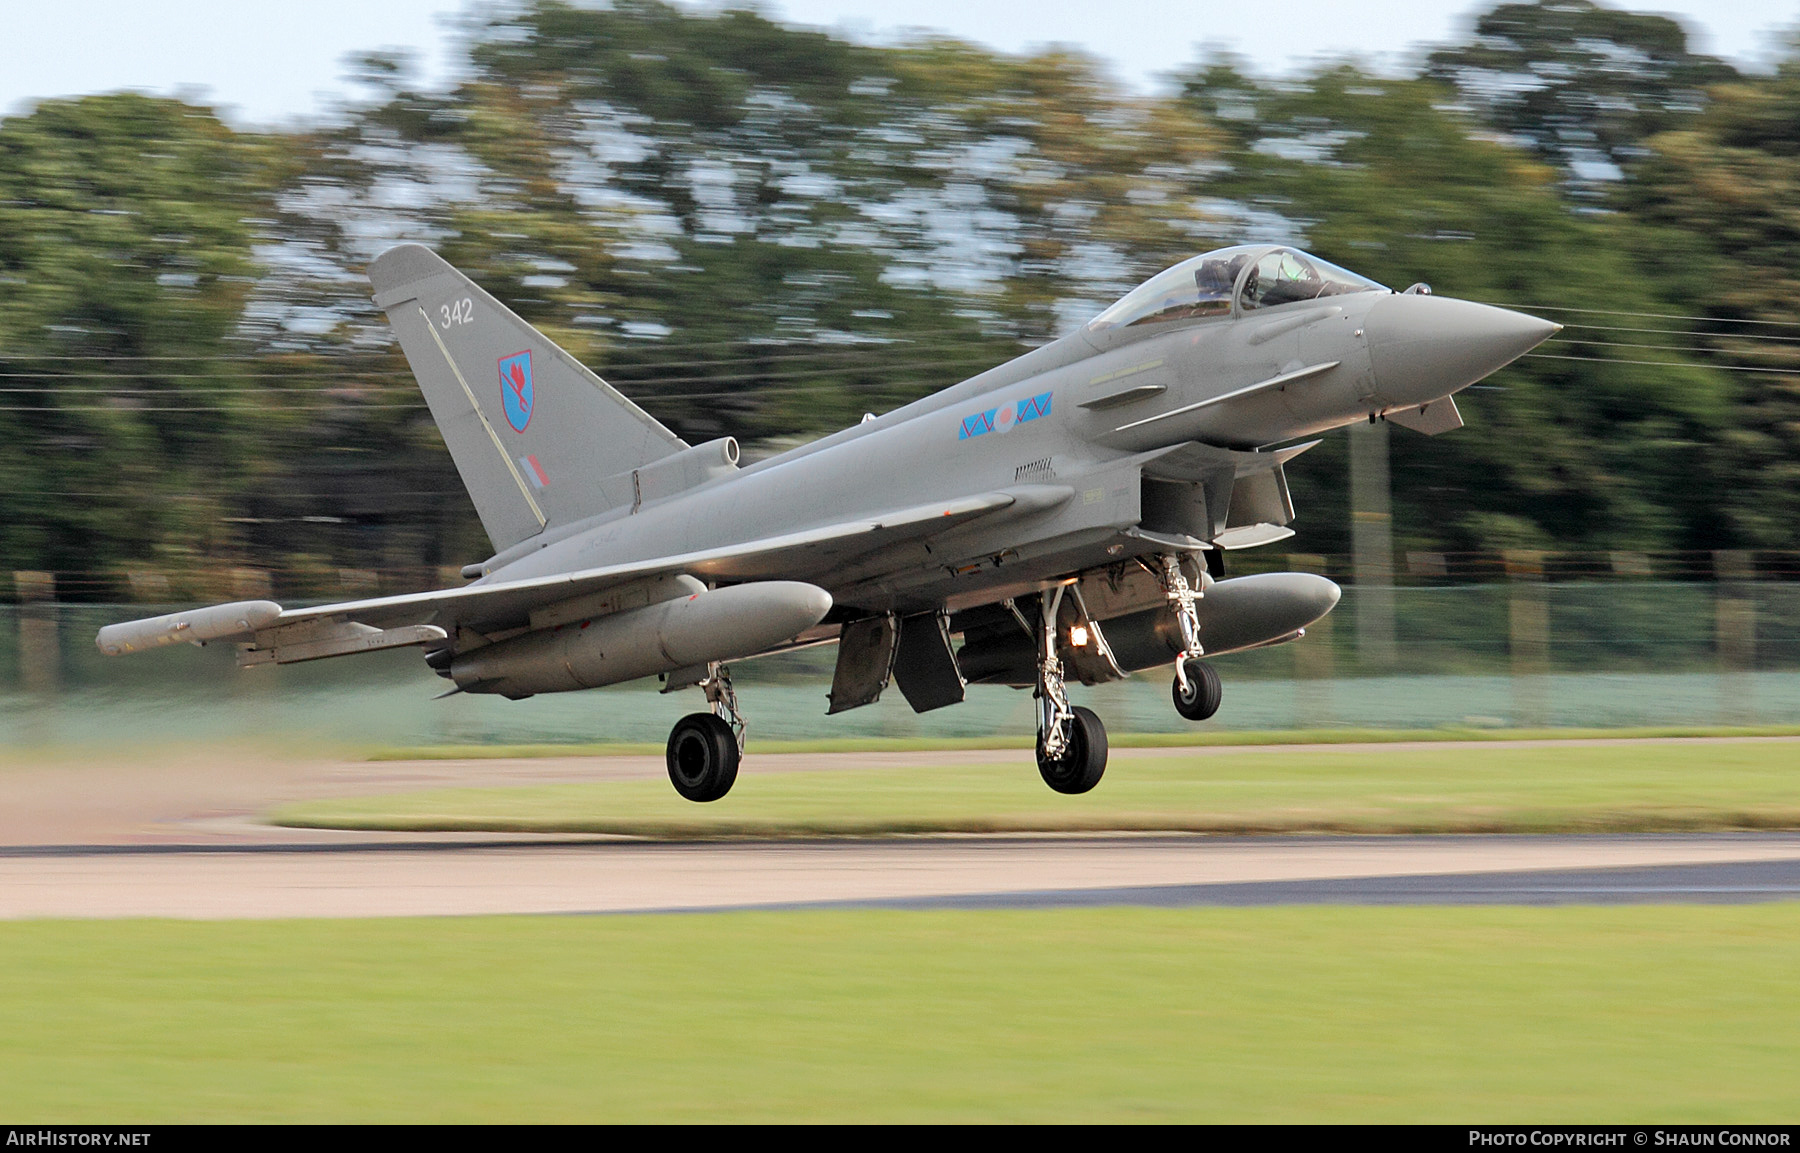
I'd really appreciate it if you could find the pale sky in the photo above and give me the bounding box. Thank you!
[2,0,1795,127]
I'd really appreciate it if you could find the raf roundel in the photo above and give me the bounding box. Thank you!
[498,350,535,433]
[957,390,1053,440]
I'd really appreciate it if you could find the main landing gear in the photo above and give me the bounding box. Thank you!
[666,662,745,802]
[1159,554,1223,723]
[1038,705,1108,794]
[1031,584,1109,794]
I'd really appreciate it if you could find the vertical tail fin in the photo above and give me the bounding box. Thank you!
[369,244,684,551]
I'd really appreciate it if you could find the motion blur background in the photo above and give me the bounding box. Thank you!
[3,0,1799,744]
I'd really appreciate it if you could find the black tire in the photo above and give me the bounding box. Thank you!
[1037,705,1108,795]
[1172,658,1222,721]
[666,712,740,802]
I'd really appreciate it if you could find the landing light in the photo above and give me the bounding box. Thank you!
[1069,624,1090,647]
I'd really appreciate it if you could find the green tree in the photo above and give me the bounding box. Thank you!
[0,93,270,587]
[1622,42,1800,547]
[1425,0,1737,193]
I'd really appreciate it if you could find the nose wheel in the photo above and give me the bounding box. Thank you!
[1158,554,1220,723]
[1172,657,1222,721]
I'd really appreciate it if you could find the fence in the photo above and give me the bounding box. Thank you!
[4,581,1798,749]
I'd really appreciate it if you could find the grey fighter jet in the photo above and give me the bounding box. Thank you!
[98,243,1557,800]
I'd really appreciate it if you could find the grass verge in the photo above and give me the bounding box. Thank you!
[276,740,1800,838]
[2,907,1797,1122]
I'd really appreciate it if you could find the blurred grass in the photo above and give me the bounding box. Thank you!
[277,739,1800,837]
[361,724,1800,760]
[2,907,1797,1122]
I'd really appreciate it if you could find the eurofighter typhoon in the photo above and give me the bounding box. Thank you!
[99,244,1557,800]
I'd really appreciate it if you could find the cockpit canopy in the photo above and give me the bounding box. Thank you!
[1086,245,1387,331]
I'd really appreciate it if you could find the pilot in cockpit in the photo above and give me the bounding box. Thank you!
[1194,252,1249,307]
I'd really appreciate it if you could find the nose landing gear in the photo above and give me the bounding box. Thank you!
[1172,657,1222,721]
[1159,553,1223,723]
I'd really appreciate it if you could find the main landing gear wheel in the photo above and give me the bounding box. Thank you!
[666,712,740,802]
[1037,705,1108,795]
[1172,658,1222,721]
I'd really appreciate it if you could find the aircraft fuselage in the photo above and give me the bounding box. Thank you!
[480,280,1546,619]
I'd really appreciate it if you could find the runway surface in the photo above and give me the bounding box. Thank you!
[3,740,1798,918]
[5,834,1800,918]
[808,857,1800,910]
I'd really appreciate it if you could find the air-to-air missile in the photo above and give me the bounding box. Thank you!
[99,242,1557,800]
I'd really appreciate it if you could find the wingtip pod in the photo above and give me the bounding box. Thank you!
[96,600,283,656]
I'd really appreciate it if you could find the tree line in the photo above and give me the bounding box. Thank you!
[1,0,1796,598]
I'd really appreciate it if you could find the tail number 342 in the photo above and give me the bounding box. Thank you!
[439,297,474,328]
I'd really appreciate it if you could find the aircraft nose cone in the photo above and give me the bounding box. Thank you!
[1364,294,1560,405]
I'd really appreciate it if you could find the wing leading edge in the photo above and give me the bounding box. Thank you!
[97,487,1066,660]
